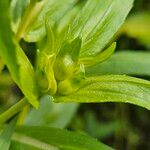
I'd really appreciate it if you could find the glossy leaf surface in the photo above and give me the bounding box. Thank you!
[68,0,134,57]
[55,75,150,110]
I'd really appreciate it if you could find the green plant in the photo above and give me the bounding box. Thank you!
[0,0,150,149]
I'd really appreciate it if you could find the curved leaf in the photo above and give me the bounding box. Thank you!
[55,75,150,110]
[86,51,150,76]
[68,0,134,57]
[0,0,39,108]
[12,126,113,150]
[24,0,77,42]
[80,42,116,67]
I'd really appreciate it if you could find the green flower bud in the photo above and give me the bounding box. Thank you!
[37,52,57,95]
[58,64,85,95]
[54,37,82,81]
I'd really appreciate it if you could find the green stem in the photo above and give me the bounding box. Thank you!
[15,0,46,42]
[0,98,28,124]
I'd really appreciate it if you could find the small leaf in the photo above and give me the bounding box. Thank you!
[86,51,150,76]
[44,18,55,53]
[55,75,150,110]
[12,126,113,150]
[0,0,39,108]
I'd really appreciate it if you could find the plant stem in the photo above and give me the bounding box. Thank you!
[0,98,28,124]
[15,0,46,42]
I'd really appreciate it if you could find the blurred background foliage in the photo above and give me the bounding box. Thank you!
[0,0,150,149]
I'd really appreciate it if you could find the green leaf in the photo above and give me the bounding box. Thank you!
[24,95,79,128]
[10,0,29,33]
[0,120,16,150]
[55,75,150,110]
[121,11,150,48]
[68,0,134,57]
[15,0,46,41]
[80,42,116,67]
[0,0,39,108]
[25,0,133,59]
[86,51,150,76]
[24,0,77,42]
[12,126,112,150]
